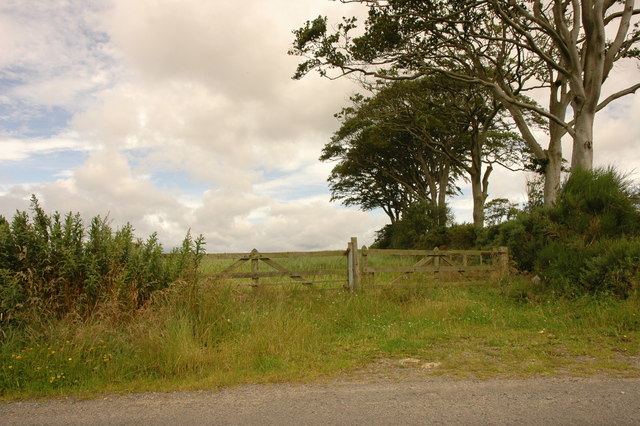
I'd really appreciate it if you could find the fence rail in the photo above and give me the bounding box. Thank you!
[200,238,508,290]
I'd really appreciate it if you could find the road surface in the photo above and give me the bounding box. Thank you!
[2,376,639,425]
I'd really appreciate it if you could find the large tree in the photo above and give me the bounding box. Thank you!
[322,116,457,224]
[325,77,526,226]
[325,87,463,224]
[290,0,640,205]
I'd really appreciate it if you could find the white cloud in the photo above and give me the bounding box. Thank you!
[0,0,114,108]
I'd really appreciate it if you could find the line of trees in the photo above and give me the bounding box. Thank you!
[290,0,639,220]
[322,76,528,227]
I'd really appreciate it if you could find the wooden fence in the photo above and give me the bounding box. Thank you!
[360,246,509,287]
[201,238,508,290]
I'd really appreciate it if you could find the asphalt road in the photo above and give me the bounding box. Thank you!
[2,376,639,425]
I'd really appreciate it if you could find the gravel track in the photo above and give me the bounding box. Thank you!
[2,374,639,425]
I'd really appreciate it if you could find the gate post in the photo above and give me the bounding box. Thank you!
[351,237,360,291]
[250,248,260,287]
[347,237,361,292]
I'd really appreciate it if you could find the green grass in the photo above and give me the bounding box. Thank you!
[2,277,639,400]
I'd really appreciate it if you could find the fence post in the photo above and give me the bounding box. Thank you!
[351,237,360,291]
[361,245,372,288]
[347,241,354,292]
[498,246,509,275]
[250,248,259,287]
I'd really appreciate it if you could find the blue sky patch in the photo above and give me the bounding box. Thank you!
[0,150,88,185]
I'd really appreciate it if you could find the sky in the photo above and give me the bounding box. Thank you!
[1,0,638,253]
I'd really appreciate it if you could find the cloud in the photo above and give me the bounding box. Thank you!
[594,93,640,175]
[0,0,113,107]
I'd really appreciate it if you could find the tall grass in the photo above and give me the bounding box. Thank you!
[2,280,638,399]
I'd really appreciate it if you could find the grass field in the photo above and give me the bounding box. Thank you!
[2,268,639,400]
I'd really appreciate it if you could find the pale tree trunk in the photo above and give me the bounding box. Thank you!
[470,165,493,228]
[469,137,491,227]
[501,99,558,205]
[437,163,450,226]
[425,162,451,226]
[567,0,605,170]
[571,108,595,170]
[437,163,449,211]
[544,143,563,206]
[471,174,485,227]
[544,77,570,206]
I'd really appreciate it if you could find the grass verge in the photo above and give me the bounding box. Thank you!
[1,279,639,400]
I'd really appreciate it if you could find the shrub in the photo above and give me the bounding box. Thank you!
[579,238,640,297]
[484,208,558,272]
[0,196,205,332]
[486,167,640,298]
[553,167,639,240]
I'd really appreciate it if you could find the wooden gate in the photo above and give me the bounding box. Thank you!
[198,241,507,290]
[202,248,352,289]
[360,247,509,287]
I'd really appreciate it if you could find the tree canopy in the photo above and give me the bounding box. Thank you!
[323,76,527,226]
[291,0,640,204]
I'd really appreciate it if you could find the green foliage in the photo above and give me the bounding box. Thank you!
[537,238,640,298]
[0,197,205,332]
[484,198,519,226]
[553,167,639,239]
[580,238,640,297]
[484,208,556,271]
[487,168,640,297]
[372,201,452,249]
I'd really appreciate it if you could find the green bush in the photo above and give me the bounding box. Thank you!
[486,167,640,298]
[0,196,205,331]
[484,208,557,272]
[535,238,640,298]
[553,167,640,240]
[580,238,640,297]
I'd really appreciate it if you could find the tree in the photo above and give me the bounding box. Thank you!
[484,198,520,225]
[374,77,527,226]
[323,89,460,225]
[290,0,640,205]
[325,76,526,226]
